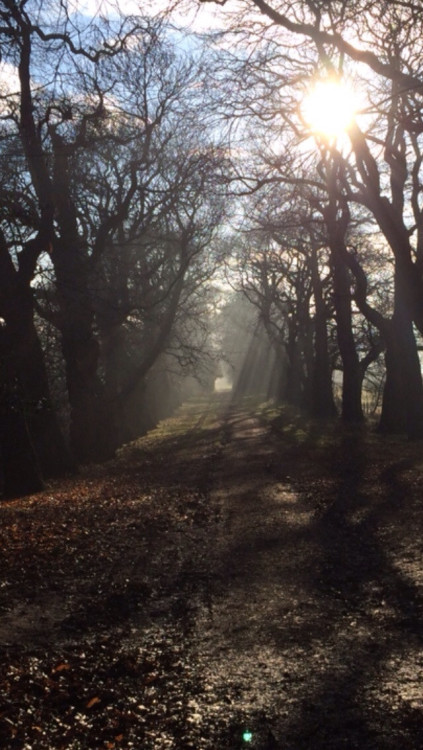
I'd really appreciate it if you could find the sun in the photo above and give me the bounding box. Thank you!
[302,78,358,139]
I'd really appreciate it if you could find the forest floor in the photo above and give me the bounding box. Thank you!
[1,392,423,749]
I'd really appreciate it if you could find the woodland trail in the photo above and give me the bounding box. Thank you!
[1,393,423,748]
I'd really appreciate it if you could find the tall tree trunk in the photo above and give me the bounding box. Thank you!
[379,274,423,439]
[0,232,72,496]
[310,246,337,418]
[331,247,364,423]
[323,184,364,423]
[350,123,423,335]
[0,322,63,499]
[50,136,117,463]
[284,337,305,407]
[15,323,74,477]
[0,398,44,499]
[378,328,406,435]
[56,275,117,462]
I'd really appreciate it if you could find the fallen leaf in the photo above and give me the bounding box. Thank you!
[52,663,71,673]
[86,696,101,708]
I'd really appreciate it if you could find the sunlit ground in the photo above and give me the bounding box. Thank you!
[214,376,233,392]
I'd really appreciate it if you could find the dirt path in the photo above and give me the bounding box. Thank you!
[188,400,423,748]
[1,394,423,748]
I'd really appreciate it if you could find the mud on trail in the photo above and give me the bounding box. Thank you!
[1,393,423,748]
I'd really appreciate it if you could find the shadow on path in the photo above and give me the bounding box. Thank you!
[194,411,423,749]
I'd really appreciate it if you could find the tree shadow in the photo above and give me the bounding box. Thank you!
[270,431,423,748]
[204,424,423,748]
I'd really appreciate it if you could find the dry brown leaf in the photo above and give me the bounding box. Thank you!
[86,696,101,708]
[52,663,71,673]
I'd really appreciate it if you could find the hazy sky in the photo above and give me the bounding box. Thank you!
[69,0,230,32]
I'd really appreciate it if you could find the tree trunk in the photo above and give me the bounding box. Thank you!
[0,234,72,492]
[379,277,423,438]
[59,310,117,462]
[7,330,73,478]
[310,246,337,418]
[284,338,305,407]
[50,136,117,463]
[378,329,406,435]
[311,319,337,418]
[331,248,364,423]
[17,327,74,477]
[0,403,44,499]
[0,320,44,500]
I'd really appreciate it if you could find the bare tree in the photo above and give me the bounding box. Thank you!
[194,0,423,434]
[0,1,229,473]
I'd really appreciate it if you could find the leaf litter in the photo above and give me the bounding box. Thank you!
[1,394,423,748]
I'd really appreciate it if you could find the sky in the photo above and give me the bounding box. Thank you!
[68,0,231,32]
